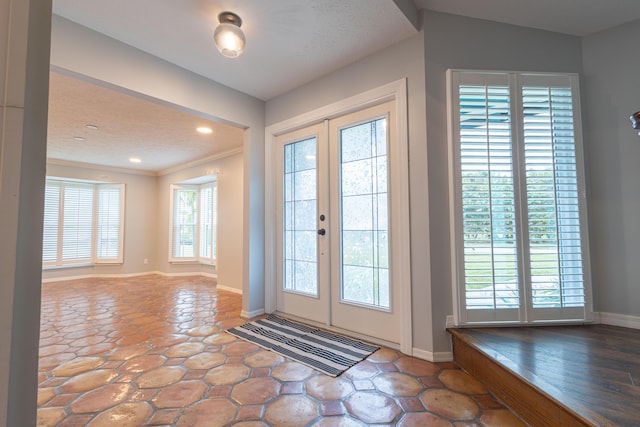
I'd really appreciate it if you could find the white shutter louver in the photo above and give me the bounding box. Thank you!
[459,84,519,311]
[522,85,585,309]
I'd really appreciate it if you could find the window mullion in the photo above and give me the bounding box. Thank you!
[511,73,532,322]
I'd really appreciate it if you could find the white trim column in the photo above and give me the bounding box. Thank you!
[0,0,51,425]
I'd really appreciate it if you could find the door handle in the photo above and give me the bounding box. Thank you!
[317,228,326,236]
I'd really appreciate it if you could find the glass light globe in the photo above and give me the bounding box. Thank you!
[214,22,246,58]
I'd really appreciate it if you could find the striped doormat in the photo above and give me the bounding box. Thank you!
[226,315,379,377]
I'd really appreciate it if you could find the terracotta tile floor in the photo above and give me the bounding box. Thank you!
[38,275,525,426]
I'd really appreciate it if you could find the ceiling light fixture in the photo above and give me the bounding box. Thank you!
[129,157,142,164]
[73,136,85,141]
[630,111,640,135]
[197,126,213,134]
[85,124,98,130]
[214,11,246,58]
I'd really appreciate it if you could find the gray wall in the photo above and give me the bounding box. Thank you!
[423,11,584,351]
[267,32,434,353]
[582,19,640,317]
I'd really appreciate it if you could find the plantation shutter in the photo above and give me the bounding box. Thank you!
[171,187,198,259]
[96,184,125,262]
[519,74,588,320]
[448,70,591,325]
[62,183,94,262]
[42,182,61,264]
[199,185,213,260]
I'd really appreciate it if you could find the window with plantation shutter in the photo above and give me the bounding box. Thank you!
[447,70,592,325]
[170,178,217,264]
[171,187,198,259]
[42,179,125,267]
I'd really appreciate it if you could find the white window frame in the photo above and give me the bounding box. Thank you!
[42,178,125,267]
[447,69,593,326]
[169,179,217,265]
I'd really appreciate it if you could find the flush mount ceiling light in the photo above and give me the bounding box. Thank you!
[214,11,246,58]
[630,111,640,135]
[129,157,142,164]
[197,126,213,134]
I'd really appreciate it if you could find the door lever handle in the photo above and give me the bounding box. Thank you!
[317,228,326,236]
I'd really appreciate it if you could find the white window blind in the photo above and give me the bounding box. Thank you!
[96,184,125,262]
[42,183,61,263]
[42,179,125,266]
[170,179,217,264]
[448,70,591,325]
[62,184,94,262]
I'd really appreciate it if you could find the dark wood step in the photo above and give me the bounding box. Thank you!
[448,325,640,427]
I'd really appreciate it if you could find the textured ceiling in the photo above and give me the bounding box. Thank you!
[48,0,639,173]
[52,0,418,102]
[47,72,244,173]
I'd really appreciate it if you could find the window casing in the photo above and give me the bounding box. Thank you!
[169,181,217,264]
[447,70,592,325]
[42,179,125,266]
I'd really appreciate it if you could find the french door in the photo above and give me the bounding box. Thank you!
[275,101,401,344]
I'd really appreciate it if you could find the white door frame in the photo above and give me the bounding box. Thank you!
[264,79,412,354]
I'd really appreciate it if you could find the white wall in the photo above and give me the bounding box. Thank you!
[41,162,159,280]
[266,32,433,353]
[157,152,244,292]
[582,19,640,317]
[50,15,265,314]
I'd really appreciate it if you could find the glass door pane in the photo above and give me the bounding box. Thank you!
[283,137,318,296]
[339,117,390,309]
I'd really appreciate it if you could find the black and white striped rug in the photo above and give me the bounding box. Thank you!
[226,315,379,377]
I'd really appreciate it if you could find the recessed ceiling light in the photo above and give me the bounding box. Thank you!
[85,124,98,130]
[129,157,142,163]
[197,127,213,134]
[73,136,85,141]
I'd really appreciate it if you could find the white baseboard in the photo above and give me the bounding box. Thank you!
[42,271,158,283]
[412,348,454,362]
[598,312,640,329]
[216,284,242,295]
[241,309,265,319]
[157,271,218,279]
[42,270,217,283]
